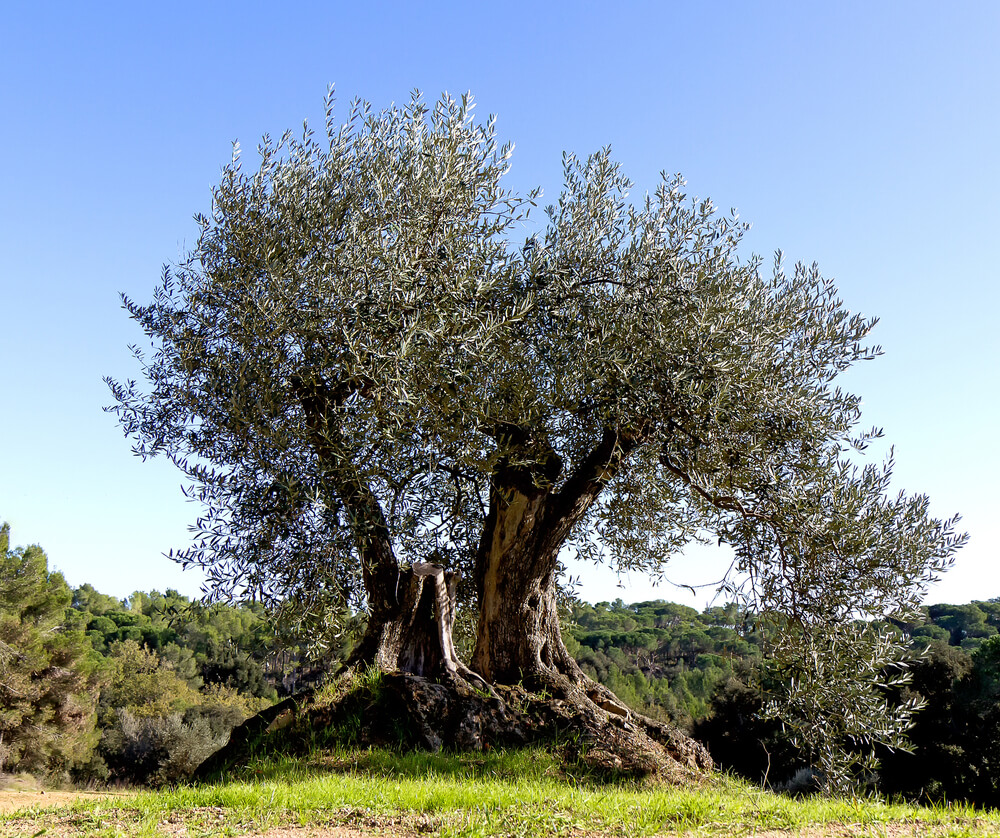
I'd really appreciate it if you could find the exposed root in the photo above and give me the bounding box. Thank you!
[446,660,499,700]
[503,662,712,779]
[195,670,712,783]
[511,654,637,722]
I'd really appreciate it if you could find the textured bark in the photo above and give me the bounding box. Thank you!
[471,487,579,688]
[349,562,487,689]
[472,427,638,701]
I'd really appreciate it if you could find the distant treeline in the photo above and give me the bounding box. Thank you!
[4,520,1000,803]
[0,522,345,785]
[566,597,1000,804]
[565,599,758,726]
[566,597,1000,725]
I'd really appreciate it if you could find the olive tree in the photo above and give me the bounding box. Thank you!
[107,90,963,779]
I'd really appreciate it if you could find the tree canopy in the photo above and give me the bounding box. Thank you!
[107,89,965,787]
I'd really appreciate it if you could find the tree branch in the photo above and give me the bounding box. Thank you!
[659,453,801,620]
[290,374,400,616]
[547,426,638,543]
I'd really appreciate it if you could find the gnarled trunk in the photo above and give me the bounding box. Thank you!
[462,479,712,775]
[471,428,637,693]
[471,488,584,691]
[349,562,487,688]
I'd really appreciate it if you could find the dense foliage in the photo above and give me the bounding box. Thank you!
[0,525,102,773]
[0,522,325,784]
[693,603,1000,804]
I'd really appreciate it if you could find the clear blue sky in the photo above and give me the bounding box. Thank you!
[1,1,997,608]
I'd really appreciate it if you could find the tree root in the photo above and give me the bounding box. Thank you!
[194,670,712,783]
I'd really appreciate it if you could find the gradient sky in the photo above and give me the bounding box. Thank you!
[1,1,997,609]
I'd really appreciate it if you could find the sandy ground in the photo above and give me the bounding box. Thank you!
[0,787,130,814]
[2,808,990,838]
[106,824,1000,837]
[244,831,890,838]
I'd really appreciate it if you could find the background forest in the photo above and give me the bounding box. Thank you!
[3,520,1000,804]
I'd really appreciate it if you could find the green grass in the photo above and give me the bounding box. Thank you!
[4,748,1000,836]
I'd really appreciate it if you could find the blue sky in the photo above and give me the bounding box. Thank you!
[1,1,997,608]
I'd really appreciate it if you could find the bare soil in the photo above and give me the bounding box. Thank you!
[0,787,129,813]
[3,812,996,837]
[230,825,1000,837]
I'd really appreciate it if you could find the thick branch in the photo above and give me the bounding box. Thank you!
[476,425,639,595]
[549,426,636,530]
[290,374,399,615]
[491,422,563,497]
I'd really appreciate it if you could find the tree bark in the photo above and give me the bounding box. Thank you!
[348,562,487,688]
[471,486,581,689]
[471,427,637,703]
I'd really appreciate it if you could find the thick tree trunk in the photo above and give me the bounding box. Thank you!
[461,477,713,776]
[349,562,489,689]
[471,427,642,711]
[471,489,582,690]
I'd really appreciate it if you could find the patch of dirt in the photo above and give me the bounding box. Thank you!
[234,828,421,838]
[734,826,996,837]
[4,808,435,838]
[157,822,1000,837]
[0,788,129,814]
[231,824,1000,838]
[4,810,997,838]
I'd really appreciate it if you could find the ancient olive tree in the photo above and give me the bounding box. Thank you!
[107,91,963,776]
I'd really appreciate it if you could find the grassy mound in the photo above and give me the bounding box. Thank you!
[195,668,709,785]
